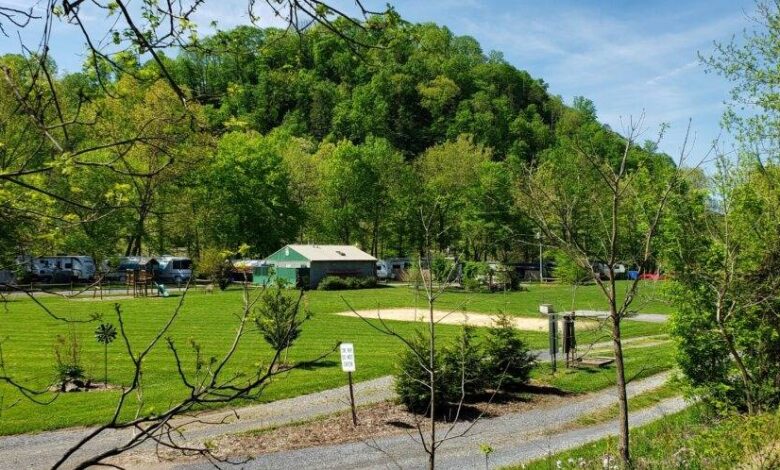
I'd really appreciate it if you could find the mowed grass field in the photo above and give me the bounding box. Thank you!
[0,281,671,435]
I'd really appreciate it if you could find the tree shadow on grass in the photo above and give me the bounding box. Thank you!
[294,359,339,371]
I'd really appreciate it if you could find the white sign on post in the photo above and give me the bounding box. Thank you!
[340,343,356,372]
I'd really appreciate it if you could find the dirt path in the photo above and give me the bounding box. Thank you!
[334,308,598,331]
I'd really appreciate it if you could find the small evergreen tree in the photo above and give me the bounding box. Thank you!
[253,282,309,363]
[483,313,535,389]
[395,330,459,413]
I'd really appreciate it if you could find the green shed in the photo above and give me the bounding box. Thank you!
[253,244,376,289]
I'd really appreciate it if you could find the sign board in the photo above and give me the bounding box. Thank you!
[340,343,356,372]
[539,304,554,315]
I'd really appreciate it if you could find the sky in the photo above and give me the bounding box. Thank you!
[0,0,759,163]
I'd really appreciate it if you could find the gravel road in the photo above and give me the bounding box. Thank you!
[167,371,678,470]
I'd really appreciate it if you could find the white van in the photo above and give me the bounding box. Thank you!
[158,256,193,285]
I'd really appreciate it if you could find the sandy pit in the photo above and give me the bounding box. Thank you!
[334,308,596,332]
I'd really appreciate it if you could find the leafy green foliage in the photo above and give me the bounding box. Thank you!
[196,248,233,290]
[317,275,377,290]
[483,313,536,389]
[666,160,780,413]
[551,250,591,285]
[394,330,459,414]
[1,18,670,265]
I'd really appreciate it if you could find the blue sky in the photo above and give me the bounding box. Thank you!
[0,0,757,162]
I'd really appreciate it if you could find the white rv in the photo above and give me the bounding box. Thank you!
[18,255,96,282]
[376,258,411,280]
[41,256,96,281]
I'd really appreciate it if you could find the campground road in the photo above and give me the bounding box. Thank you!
[169,372,680,470]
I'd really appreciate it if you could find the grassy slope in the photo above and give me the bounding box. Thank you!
[0,282,669,435]
[516,406,780,470]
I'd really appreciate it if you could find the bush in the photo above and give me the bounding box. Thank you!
[53,328,86,388]
[395,319,536,413]
[395,331,459,413]
[443,326,486,398]
[317,275,376,290]
[197,248,233,290]
[253,282,309,362]
[483,313,536,389]
[430,254,456,283]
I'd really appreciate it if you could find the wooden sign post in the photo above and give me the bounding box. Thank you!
[340,342,357,426]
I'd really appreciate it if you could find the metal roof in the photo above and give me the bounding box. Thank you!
[287,244,376,262]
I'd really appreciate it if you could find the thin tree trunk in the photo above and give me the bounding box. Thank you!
[611,309,630,465]
[428,296,436,470]
[716,301,755,414]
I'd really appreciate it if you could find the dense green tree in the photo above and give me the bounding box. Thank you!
[666,157,780,414]
[194,131,301,256]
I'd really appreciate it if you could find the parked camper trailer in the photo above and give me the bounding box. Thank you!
[17,255,96,282]
[376,258,411,280]
[41,256,97,281]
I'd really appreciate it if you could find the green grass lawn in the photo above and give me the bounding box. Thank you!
[573,381,678,427]
[532,341,675,394]
[308,280,674,316]
[0,282,670,435]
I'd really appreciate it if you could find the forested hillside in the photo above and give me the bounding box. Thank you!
[0,16,673,263]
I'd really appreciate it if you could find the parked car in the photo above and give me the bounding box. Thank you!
[592,261,629,280]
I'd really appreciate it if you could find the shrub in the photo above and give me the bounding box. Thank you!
[483,313,536,389]
[318,275,376,290]
[54,328,86,388]
[197,248,233,290]
[443,325,486,398]
[430,254,456,283]
[317,276,350,290]
[462,261,490,283]
[462,277,483,292]
[395,317,538,413]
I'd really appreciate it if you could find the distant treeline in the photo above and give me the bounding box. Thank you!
[0,17,674,263]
